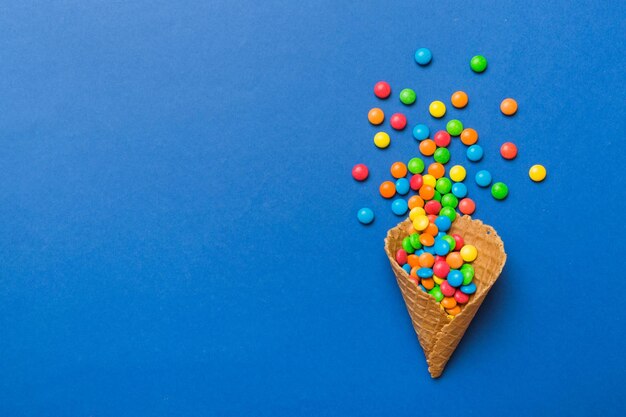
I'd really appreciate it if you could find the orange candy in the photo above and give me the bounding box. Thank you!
[419,252,435,268]
[368,107,385,125]
[419,184,435,200]
[428,162,445,179]
[446,252,464,269]
[419,139,436,156]
[424,222,439,237]
[390,162,407,178]
[410,267,418,278]
[447,305,462,316]
[419,234,434,247]
[500,98,518,116]
[407,255,420,268]
[408,195,424,209]
[460,128,478,145]
[427,214,438,224]
[379,181,395,198]
[441,297,457,310]
[421,278,435,290]
[451,91,468,108]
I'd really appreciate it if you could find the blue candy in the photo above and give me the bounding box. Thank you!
[475,170,492,187]
[460,282,477,294]
[415,249,425,256]
[451,182,468,198]
[417,267,433,278]
[419,284,427,292]
[423,244,436,254]
[402,264,412,274]
[357,208,374,224]
[412,124,430,141]
[466,144,484,162]
[434,239,450,256]
[395,178,410,195]
[434,215,452,232]
[391,199,408,215]
[414,48,432,65]
[447,270,463,287]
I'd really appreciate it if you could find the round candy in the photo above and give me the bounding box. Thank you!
[408,195,424,209]
[461,264,474,285]
[399,88,416,105]
[422,174,436,188]
[390,113,407,130]
[379,181,396,198]
[435,177,452,194]
[433,130,451,147]
[402,264,412,274]
[424,200,442,215]
[500,142,518,159]
[417,267,433,278]
[352,164,369,181]
[395,178,410,195]
[413,215,429,231]
[396,249,408,265]
[460,245,478,262]
[451,91,468,108]
[434,215,451,232]
[419,252,435,268]
[391,199,408,215]
[429,101,446,118]
[368,108,384,125]
[433,147,451,164]
[420,234,434,247]
[434,239,450,256]
[408,158,425,174]
[446,305,462,316]
[470,55,488,73]
[412,124,430,141]
[447,270,463,287]
[449,165,466,182]
[433,260,450,278]
[454,290,470,304]
[390,162,408,178]
[466,144,484,162]
[529,164,547,182]
[414,48,432,65]
[451,234,464,251]
[374,131,390,148]
[451,182,468,198]
[500,98,518,116]
[402,237,415,254]
[460,128,478,145]
[429,286,444,302]
[458,198,476,215]
[442,235,456,250]
[419,139,437,156]
[441,297,457,310]
[446,119,464,136]
[409,207,425,221]
[446,252,463,269]
[357,208,374,224]
[427,163,445,179]
[432,192,441,203]
[440,280,455,297]
[491,182,509,200]
[441,193,458,208]
[460,282,476,295]
[475,170,492,187]
[374,81,391,99]
[409,233,422,250]
[439,206,457,222]
[409,174,423,191]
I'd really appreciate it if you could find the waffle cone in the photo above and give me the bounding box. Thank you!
[384,215,506,378]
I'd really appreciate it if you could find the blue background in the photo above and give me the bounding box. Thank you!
[0,1,624,416]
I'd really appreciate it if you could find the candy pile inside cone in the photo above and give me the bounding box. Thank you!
[385,216,506,378]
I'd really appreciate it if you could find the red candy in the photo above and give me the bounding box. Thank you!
[458,198,476,215]
[500,142,518,160]
[427,214,438,223]
[451,233,464,251]
[440,280,455,297]
[435,255,446,263]
[424,200,442,215]
[396,249,408,265]
[410,174,423,190]
[374,81,391,99]
[433,260,450,278]
[454,290,470,304]
[433,130,451,147]
[390,113,407,130]
[352,164,369,181]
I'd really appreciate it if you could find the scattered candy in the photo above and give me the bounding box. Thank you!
[357,208,374,224]
[368,108,384,125]
[374,131,390,148]
[500,142,518,159]
[460,244,478,262]
[414,48,432,65]
[500,98,518,116]
[374,81,391,99]
[399,88,417,105]
[466,144,484,162]
[419,139,437,156]
[475,170,492,187]
[408,157,425,174]
[433,147,451,164]
[412,124,429,141]
[352,164,369,181]
[390,113,407,130]
[379,181,396,198]
[451,91,468,108]
[409,174,423,190]
[391,199,408,215]
[395,178,410,195]
[491,182,509,200]
[529,164,547,182]
[451,182,468,198]
[470,55,488,73]
[427,163,445,179]
[458,198,476,215]
[433,130,451,147]
[449,165,466,182]
[446,119,464,136]
[460,128,478,145]
[390,162,408,178]
[429,100,446,118]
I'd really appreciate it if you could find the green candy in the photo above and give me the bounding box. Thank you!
[433,190,442,202]
[408,157,425,174]
[470,55,488,73]
[429,285,444,302]
[409,233,422,250]
[402,237,415,253]
[441,193,459,208]
[461,264,475,285]
[442,235,456,251]
[491,182,509,200]
[446,119,464,136]
[399,88,416,105]
[435,177,452,194]
[433,147,451,164]
[439,206,457,222]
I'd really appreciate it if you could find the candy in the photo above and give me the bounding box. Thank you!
[427,163,445,179]
[402,237,415,253]
[434,147,451,164]
[440,280,455,297]
[451,182,468,198]
[435,177,452,194]
[395,178,410,195]
[407,254,420,267]
[409,207,425,220]
[424,222,438,237]
[409,233,422,250]
[408,195,424,209]
[446,119,464,136]
[475,170,492,187]
[529,164,547,182]
[491,182,509,200]
[352,164,369,181]
[390,162,408,178]
[422,174,436,187]
[408,157,425,174]
[434,239,450,256]
[433,260,450,278]
[447,270,464,287]
[399,88,416,105]
[374,81,391,99]
[470,55,488,73]
[390,113,407,130]
[429,286,444,302]
[446,252,463,269]
[460,128,478,145]
[460,244,478,262]
[449,165,466,182]
[500,98,518,116]
[420,234,435,247]
[429,101,446,118]
[421,278,435,290]
[441,235,456,251]
[413,215,430,231]
[419,185,435,200]
[424,200,441,215]
[500,142,518,159]
[441,193,458,208]
[451,91,468,108]
[412,124,429,141]
[441,297,457,309]
[461,264,474,285]
[409,174,423,190]
[403,264,412,274]
[419,139,437,156]
[439,206,457,222]
[433,276,444,285]
[414,48,432,65]
[396,249,408,265]
[391,199,408,215]
[374,131,390,148]
[368,108,384,125]
[460,282,476,295]
[419,252,435,268]
[451,234,464,251]
[434,216,452,233]
[458,198,476,215]
[454,290,470,304]
[357,208,374,224]
[433,130,451,147]
[466,144,483,161]
[417,267,433,278]
[379,181,396,198]
[446,305,462,316]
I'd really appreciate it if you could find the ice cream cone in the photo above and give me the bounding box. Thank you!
[384,215,506,378]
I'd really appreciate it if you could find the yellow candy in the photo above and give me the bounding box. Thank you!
[429,100,446,118]
[433,276,444,285]
[412,215,429,231]
[374,131,390,148]
[529,164,547,182]
[422,174,436,188]
[409,207,426,220]
[449,165,467,182]
[460,244,478,262]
